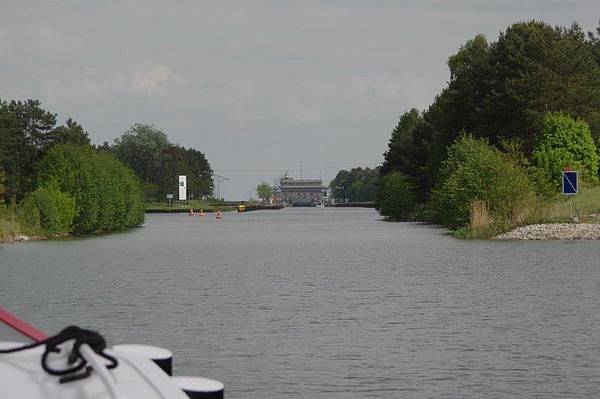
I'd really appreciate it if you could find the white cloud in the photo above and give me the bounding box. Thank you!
[4,1,599,199]
[128,63,170,95]
[43,63,173,104]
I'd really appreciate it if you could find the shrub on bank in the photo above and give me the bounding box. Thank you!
[532,113,599,186]
[18,183,76,234]
[375,171,417,220]
[0,201,22,241]
[431,134,536,231]
[37,145,144,234]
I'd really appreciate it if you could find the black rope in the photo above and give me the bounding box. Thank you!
[0,325,118,383]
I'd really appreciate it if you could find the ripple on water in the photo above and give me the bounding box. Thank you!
[1,209,600,398]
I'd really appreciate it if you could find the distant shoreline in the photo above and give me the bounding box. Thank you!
[4,217,600,244]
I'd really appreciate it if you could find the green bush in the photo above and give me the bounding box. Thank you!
[375,171,417,220]
[431,134,535,229]
[18,183,76,234]
[37,145,144,234]
[498,138,556,200]
[532,112,599,186]
[527,166,557,200]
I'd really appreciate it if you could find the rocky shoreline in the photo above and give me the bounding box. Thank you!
[4,225,599,243]
[0,234,42,244]
[494,223,600,240]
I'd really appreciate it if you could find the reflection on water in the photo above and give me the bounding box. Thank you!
[1,209,600,398]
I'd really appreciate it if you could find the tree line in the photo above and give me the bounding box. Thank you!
[0,99,213,235]
[329,167,379,203]
[19,145,145,234]
[375,20,600,237]
[103,124,213,202]
[0,99,91,201]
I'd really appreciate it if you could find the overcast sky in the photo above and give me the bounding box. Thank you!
[1,1,598,199]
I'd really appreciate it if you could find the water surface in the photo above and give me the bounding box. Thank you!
[1,209,599,398]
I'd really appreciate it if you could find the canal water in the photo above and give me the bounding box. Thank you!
[1,209,600,398]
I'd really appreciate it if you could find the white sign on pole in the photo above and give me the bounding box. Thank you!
[178,175,187,201]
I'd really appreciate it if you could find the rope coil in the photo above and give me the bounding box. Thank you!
[0,325,118,383]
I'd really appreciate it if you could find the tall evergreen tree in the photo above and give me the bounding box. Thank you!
[0,100,56,200]
[380,109,439,200]
[426,21,600,154]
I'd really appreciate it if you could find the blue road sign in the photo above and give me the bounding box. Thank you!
[562,171,578,195]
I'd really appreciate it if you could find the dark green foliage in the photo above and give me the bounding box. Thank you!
[589,22,600,63]
[532,113,599,185]
[330,167,379,202]
[49,118,91,147]
[0,99,91,201]
[431,135,535,229]
[18,183,76,234]
[0,100,56,200]
[158,145,213,201]
[379,20,600,225]
[380,109,422,176]
[375,172,416,221]
[0,98,211,235]
[424,21,600,168]
[38,145,144,234]
[112,124,213,201]
[113,124,170,184]
[0,169,5,205]
[427,34,491,151]
[380,109,439,200]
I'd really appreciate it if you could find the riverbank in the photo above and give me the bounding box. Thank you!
[0,209,26,244]
[492,186,600,240]
[0,233,41,244]
[455,185,600,240]
[145,200,238,213]
[494,223,600,240]
[0,214,41,244]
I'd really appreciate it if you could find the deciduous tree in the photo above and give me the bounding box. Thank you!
[330,167,378,202]
[256,181,273,203]
[532,113,599,185]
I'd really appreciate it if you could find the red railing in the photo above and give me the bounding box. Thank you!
[0,307,47,342]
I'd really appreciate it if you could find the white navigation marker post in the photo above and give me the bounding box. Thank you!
[562,169,578,222]
[179,175,187,202]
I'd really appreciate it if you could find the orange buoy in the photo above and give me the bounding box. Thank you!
[215,210,223,220]
[198,209,205,217]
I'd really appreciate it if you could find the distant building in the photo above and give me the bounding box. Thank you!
[276,173,326,207]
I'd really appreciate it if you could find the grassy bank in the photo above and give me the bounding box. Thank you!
[0,206,31,242]
[533,185,600,223]
[460,185,600,239]
[1,197,240,243]
[145,200,237,212]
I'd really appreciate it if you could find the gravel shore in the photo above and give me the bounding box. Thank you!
[0,234,37,244]
[494,223,600,240]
